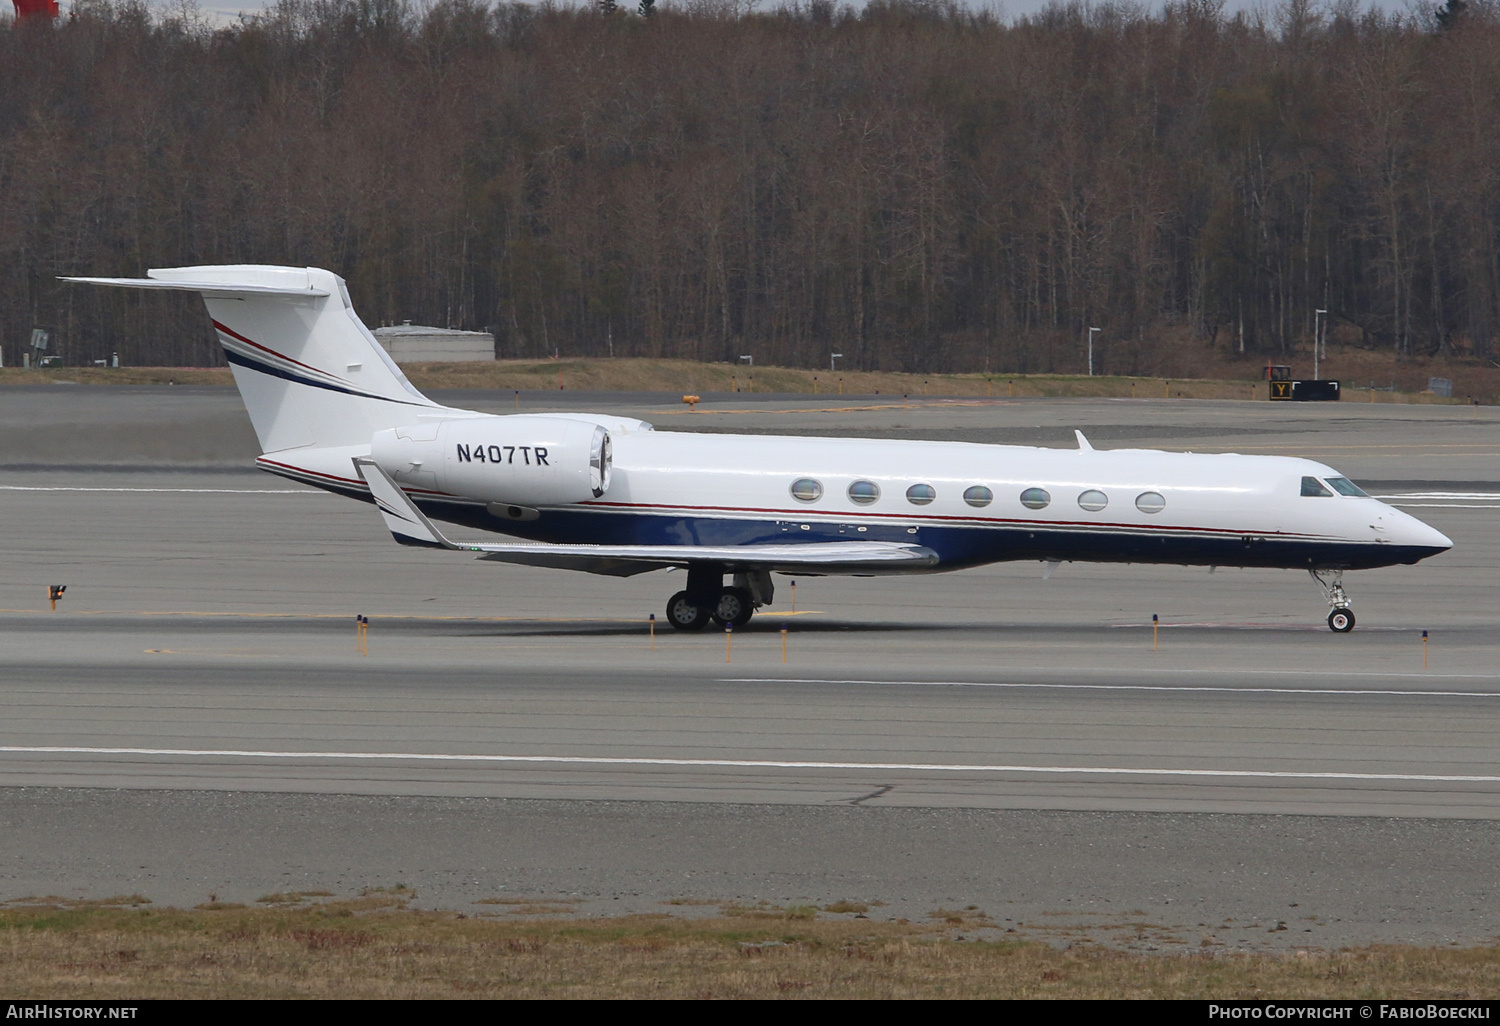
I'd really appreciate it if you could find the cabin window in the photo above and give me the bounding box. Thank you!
[1301,476,1333,497]
[848,480,881,505]
[1020,487,1051,510]
[1078,489,1109,511]
[905,483,936,505]
[790,478,824,502]
[1135,491,1166,514]
[963,485,993,508]
[1326,477,1368,497]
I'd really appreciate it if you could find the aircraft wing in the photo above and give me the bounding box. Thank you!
[353,458,938,577]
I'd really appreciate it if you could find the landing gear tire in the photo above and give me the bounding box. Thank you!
[712,586,755,628]
[1328,608,1355,633]
[666,591,712,631]
[1311,569,1356,633]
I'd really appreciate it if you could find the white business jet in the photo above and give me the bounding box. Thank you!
[66,265,1452,632]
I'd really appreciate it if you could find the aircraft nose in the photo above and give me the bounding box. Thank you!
[1390,508,1452,554]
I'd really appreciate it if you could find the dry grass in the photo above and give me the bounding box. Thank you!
[0,367,238,387]
[0,349,1488,402]
[1,904,1500,999]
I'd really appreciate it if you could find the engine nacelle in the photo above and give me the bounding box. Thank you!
[370,416,611,506]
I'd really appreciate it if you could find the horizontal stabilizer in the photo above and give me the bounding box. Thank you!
[60,275,330,298]
[66,265,439,452]
[353,458,938,575]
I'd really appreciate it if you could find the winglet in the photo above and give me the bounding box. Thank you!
[1075,429,1093,451]
[353,457,455,549]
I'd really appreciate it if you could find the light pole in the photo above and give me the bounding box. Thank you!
[1314,309,1327,380]
[1087,327,1101,377]
[830,352,842,372]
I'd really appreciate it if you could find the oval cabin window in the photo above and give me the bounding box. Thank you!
[1078,489,1109,512]
[1020,487,1051,510]
[1135,491,1166,514]
[848,480,881,505]
[963,485,993,508]
[790,478,823,502]
[905,483,936,505]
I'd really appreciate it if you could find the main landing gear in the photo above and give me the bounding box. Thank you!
[1310,569,1355,633]
[665,565,773,631]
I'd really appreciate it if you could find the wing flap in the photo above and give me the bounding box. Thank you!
[352,457,938,575]
[473,540,937,573]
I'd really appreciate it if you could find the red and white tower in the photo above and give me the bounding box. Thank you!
[11,0,61,19]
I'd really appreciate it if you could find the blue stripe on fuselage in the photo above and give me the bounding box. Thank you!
[407,499,1439,572]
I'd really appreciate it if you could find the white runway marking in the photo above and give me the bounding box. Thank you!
[1374,492,1500,508]
[0,487,322,494]
[1,745,1497,784]
[1372,492,1500,500]
[722,676,1500,697]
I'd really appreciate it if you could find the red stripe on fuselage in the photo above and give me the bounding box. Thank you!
[256,460,1330,541]
[255,457,450,497]
[577,499,1325,539]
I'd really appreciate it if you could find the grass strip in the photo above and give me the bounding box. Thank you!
[1,902,1498,999]
[0,358,1472,404]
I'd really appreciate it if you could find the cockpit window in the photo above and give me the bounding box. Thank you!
[1325,477,1368,497]
[1301,476,1333,497]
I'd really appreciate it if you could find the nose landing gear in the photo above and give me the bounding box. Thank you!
[1310,569,1355,632]
[1327,607,1355,632]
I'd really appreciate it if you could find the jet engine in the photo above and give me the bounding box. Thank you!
[370,416,611,506]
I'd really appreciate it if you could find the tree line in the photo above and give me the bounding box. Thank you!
[3,0,1498,374]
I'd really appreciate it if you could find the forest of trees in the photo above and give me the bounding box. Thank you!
[3,0,1500,374]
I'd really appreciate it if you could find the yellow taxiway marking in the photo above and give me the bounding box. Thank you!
[649,400,1010,417]
[1203,442,1500,453]
[0,609,829,625]
[0,609,648,623]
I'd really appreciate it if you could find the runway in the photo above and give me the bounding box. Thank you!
[3,386,1499,947]
[4,621,1500,817]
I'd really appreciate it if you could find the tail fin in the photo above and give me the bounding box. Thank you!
[62,265,443,452]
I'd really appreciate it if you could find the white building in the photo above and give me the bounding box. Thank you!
[372,322,495,363]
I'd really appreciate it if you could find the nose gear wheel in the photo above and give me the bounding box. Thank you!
[1310,569,1355,633]
[1327,608,1355,632]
